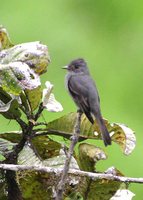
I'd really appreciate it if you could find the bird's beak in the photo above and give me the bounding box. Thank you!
[62,66,68,70]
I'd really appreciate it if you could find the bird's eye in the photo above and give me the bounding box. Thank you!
[74,65,79,69]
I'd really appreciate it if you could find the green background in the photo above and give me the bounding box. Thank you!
[1,0,143,199]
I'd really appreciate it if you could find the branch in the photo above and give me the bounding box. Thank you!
[0,129,91,141]
[55,111,82,200]
[0,164,143,184]
[34,129,88,141]
[15,118,27,131]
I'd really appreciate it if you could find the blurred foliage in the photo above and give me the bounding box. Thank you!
[0,0,143,199]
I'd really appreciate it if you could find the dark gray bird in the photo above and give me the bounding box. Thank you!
[63,58,111,146]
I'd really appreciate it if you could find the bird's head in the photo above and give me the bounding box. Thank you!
[62,58,89,74]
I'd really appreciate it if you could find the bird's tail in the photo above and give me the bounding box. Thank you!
[95,114,111,146]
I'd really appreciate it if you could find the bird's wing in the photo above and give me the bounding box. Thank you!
[68,74,95,123]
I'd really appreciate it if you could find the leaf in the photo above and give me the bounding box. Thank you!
[42,81,53,102]
[0,26,13,50]
[0,138,17,160]
[32,135,62,160]
[0,131,21,143]
[0,99,13,112]
[47,113,136,155]
[0,61,43,111]
[0,153,5,161]
[110,123,136,155]
[47,113,100,140]
[25,86,42,111]
[43,148,79,170]
[110,189,135,200]
[42,81,63,112]
[32,135,79,168]
[0,86,12,103]
[80,179,124,200]
[47,113,80,138]
[0,87,22,119]
[18,171,53,200]
[0,41,50,75]
[1,99,21,119]
[18,142,42,166]
[78,143,107,172]
[0,63,22,95]
[0,98,21,119]
[0,62,41,95]
[44,93,63,112]
[79,167,126,200]
[32,135,79,169]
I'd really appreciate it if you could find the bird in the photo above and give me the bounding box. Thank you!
[62,58,111,146]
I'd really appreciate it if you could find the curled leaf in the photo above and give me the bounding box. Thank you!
[2,99,21,119]
[44,93,63,112]
[110,123,136,155]
[42,81,53,105]
[78,143,107,171]
[42,81,63,112]
[0,99,13,112]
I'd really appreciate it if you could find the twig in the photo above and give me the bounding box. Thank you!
[55,111,82,200]
[34,103,45,121]
[0,129,91,141]
[34,129,88,141]
[1,164,143,184]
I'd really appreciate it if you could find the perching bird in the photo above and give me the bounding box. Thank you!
[63,58,111,146]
